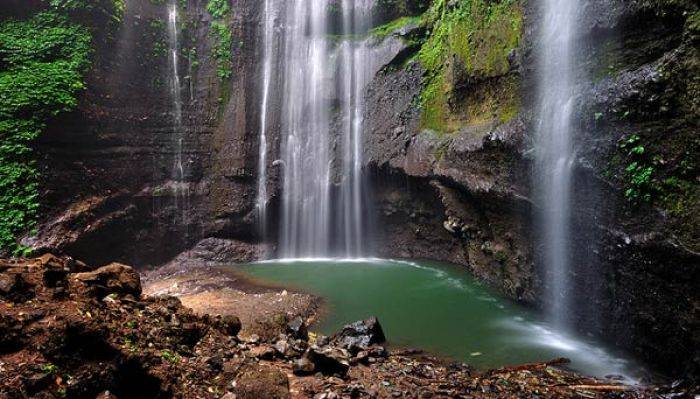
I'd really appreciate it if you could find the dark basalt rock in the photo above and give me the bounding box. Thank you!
[333,317,386,354]
[286,315,308,340]
[294,347,351,377]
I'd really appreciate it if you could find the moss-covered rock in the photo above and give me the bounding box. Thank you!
[415,0,523,134]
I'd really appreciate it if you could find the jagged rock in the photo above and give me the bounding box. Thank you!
[70,263,141,298]
[286,316,308,340]
[274,339,292,358]
[233,364,290,399]
[297,347,351,377]
[333,317,386,354]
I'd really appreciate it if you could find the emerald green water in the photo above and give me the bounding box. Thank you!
[238,258,642,380]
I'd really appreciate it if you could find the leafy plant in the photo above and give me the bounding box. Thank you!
[210,21,233,80]
[206,0,230,19]
[41,363,59,374]
[161,350,180,363]
[0,11,92,254]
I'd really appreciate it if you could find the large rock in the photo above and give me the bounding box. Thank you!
[332,317,386,354]
[293,347,350,377]
[70,263,141,298]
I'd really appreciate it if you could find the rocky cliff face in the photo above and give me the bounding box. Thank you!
[27,0,264,266]
[22,0,698,380]
[362,0,699,379]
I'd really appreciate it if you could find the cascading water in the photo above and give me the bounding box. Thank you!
[535,0,578,328]
[337,0,374,257]
[278,0,332,257]
[276,0,377,259]
[255,0,276,240]
[167,1,184,182]
[166,0,189,220]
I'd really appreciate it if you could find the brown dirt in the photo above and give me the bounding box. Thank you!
[141,263,320,340]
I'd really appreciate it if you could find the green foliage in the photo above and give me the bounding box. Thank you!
[416,0,522,133]
[0,11,92,254]
[207,0,230,19]
[49,0,126,23]
[147,18,167,58]
[619,135,657,202]
[208,1,233,81]
[41,363,59,374]
[161,350,180,363]
[618,134,695,210]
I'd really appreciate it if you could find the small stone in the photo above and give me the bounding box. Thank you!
[96,391,118,399]
[207,354,224,371]
[249,345,275,360]
[274,340,290,357]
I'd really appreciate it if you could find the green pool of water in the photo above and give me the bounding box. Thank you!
[237,258,642,380]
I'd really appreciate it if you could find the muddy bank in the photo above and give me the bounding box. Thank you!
[141,252,320,340]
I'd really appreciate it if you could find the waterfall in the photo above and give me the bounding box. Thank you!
[535,0,578,328]
[255,0,275,240]
[275,0,376,258]
[167,1,184,182]
[166,0,189,221]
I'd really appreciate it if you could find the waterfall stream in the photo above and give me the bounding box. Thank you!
[167,2,183,182]
[166,0,189,221]
[254,0,380,259]
[255,0,276,241]
[535,0,578,328]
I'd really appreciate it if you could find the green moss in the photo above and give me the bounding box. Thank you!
[370,16,421,38]
[416,0,523,134]
[0,11,93,254]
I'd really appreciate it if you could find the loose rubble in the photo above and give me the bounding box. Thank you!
[0,256,685,398]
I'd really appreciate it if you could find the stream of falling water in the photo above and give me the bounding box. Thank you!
[273,0,378,258]
[167,1,188,219]
[536,0,578,328]
[255,0,275,241]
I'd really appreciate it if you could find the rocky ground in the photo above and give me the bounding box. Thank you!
[0,255,694,398]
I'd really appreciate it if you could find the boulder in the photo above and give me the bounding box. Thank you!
[286,316,308,340]
[332,317,386,354]
[294,347,350,377]
[71,263,141,298]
